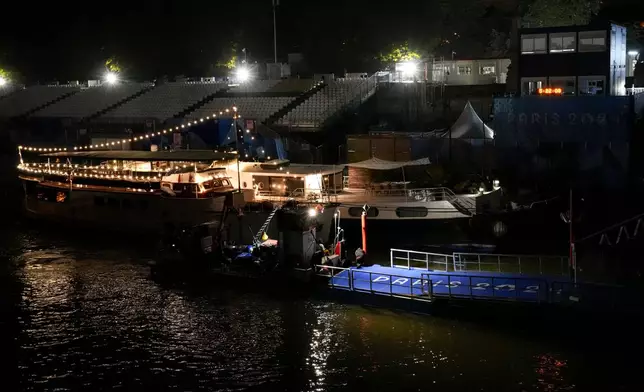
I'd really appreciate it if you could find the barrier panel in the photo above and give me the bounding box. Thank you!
[420,273,548,302]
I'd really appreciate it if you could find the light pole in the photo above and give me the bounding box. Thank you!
[272,0,279,64]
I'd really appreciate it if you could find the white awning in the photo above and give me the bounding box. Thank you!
[346,157,430,170]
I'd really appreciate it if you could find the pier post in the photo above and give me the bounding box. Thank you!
[361,205,369,254]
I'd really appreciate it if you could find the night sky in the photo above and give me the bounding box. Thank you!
[0,0,641,83]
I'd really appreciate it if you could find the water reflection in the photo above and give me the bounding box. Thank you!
[1,226,640,391]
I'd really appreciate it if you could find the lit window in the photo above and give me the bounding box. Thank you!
[548,76,576,95]
[549,32,576,53]
[521,34,547,54]
[578,76,605,95]
[480,65,495,75]
[457,66,472,75]
[578,31,606,52]
[521,77,547,95]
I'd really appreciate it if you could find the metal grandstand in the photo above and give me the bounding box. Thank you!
[1,75,379,132]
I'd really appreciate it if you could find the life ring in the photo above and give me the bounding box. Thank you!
[257,182,265,190]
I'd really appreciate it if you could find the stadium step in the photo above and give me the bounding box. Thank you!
[176,86,233,119]
[262,82,327,126]
[22,90,80,119]
[87,85,155,121]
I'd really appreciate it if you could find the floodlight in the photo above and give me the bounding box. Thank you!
[308,208,317,217]
[399,61,418,75]
[628,50,639,56]
[105,72,118,84]
[0,76,6,86]
[236,67,250,82]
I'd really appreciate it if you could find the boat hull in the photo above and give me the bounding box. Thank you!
[22,182,227,234]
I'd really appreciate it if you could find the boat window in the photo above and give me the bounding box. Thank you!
[202,180,214,189]
[122,199,133,209]
[221,179,230,187]
[107,198,119,208]
[348,207,379,217]
[139,200,149,210]
[94,196,105,206]
[395,207,428,218]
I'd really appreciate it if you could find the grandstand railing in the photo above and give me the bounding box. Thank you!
[318,74,378,127]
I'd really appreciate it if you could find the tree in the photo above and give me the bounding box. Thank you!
[377,42,422,65]
[522,0,601,27]
[216,42,238,70]
[105,57,122,73]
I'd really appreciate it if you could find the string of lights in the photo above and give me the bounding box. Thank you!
[17,106,243,153]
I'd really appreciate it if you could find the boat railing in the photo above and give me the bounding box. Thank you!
[255,187,341,203]
[452,252,569,276]
[314,264,433,301]
[390,248,453,272]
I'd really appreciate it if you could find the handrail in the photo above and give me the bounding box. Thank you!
[453,252,568,276]
[390,248,452,271]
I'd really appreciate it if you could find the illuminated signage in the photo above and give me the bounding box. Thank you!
[537,87,563,95]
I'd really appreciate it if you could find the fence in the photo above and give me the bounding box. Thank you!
[390,248,452,271]
[453,252,568,276]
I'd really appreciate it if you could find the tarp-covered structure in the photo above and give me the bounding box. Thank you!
[435,101,495,140]
[346,157,430,170]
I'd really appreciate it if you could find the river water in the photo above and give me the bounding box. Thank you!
[0,219,640,391]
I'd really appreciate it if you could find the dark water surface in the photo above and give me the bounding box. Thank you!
[0,220,640,391]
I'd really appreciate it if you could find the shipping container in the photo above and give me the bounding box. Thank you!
[347,137,371,163]
[370,137,395,161]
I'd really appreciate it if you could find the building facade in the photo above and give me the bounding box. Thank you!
[518,22,627,96]
[431,58,510,86]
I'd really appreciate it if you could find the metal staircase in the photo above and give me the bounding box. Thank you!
[252,205,281,245]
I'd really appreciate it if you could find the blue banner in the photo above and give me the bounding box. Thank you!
[493,96,633,147]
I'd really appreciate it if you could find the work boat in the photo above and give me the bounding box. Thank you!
[17,149,238,232]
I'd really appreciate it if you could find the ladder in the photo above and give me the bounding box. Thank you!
[252,205,281,245]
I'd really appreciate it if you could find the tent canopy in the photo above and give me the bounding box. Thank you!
[447,101,495,139]
[347,157,430,170]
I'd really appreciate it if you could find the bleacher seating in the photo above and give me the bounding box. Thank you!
[227,80,280,94]
[0,85,79,118]
[100,81,226,122]
[268,79,318,94]
[0,85,19,99]
[33,83,149,119]
[277,79,370,127]
[189,97,294,122]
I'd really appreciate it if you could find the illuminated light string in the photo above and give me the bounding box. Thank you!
[17,106,244,153]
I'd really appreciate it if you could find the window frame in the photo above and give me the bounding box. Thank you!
[457,65,472,75]
[521,34,547,54]
[549,32,577,53]
[578,30,607,52]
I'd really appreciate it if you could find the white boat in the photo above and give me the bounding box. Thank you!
[222,157,503,222]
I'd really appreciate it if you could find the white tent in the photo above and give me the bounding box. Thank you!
[448,101,495,139]
[346,157,430,170]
